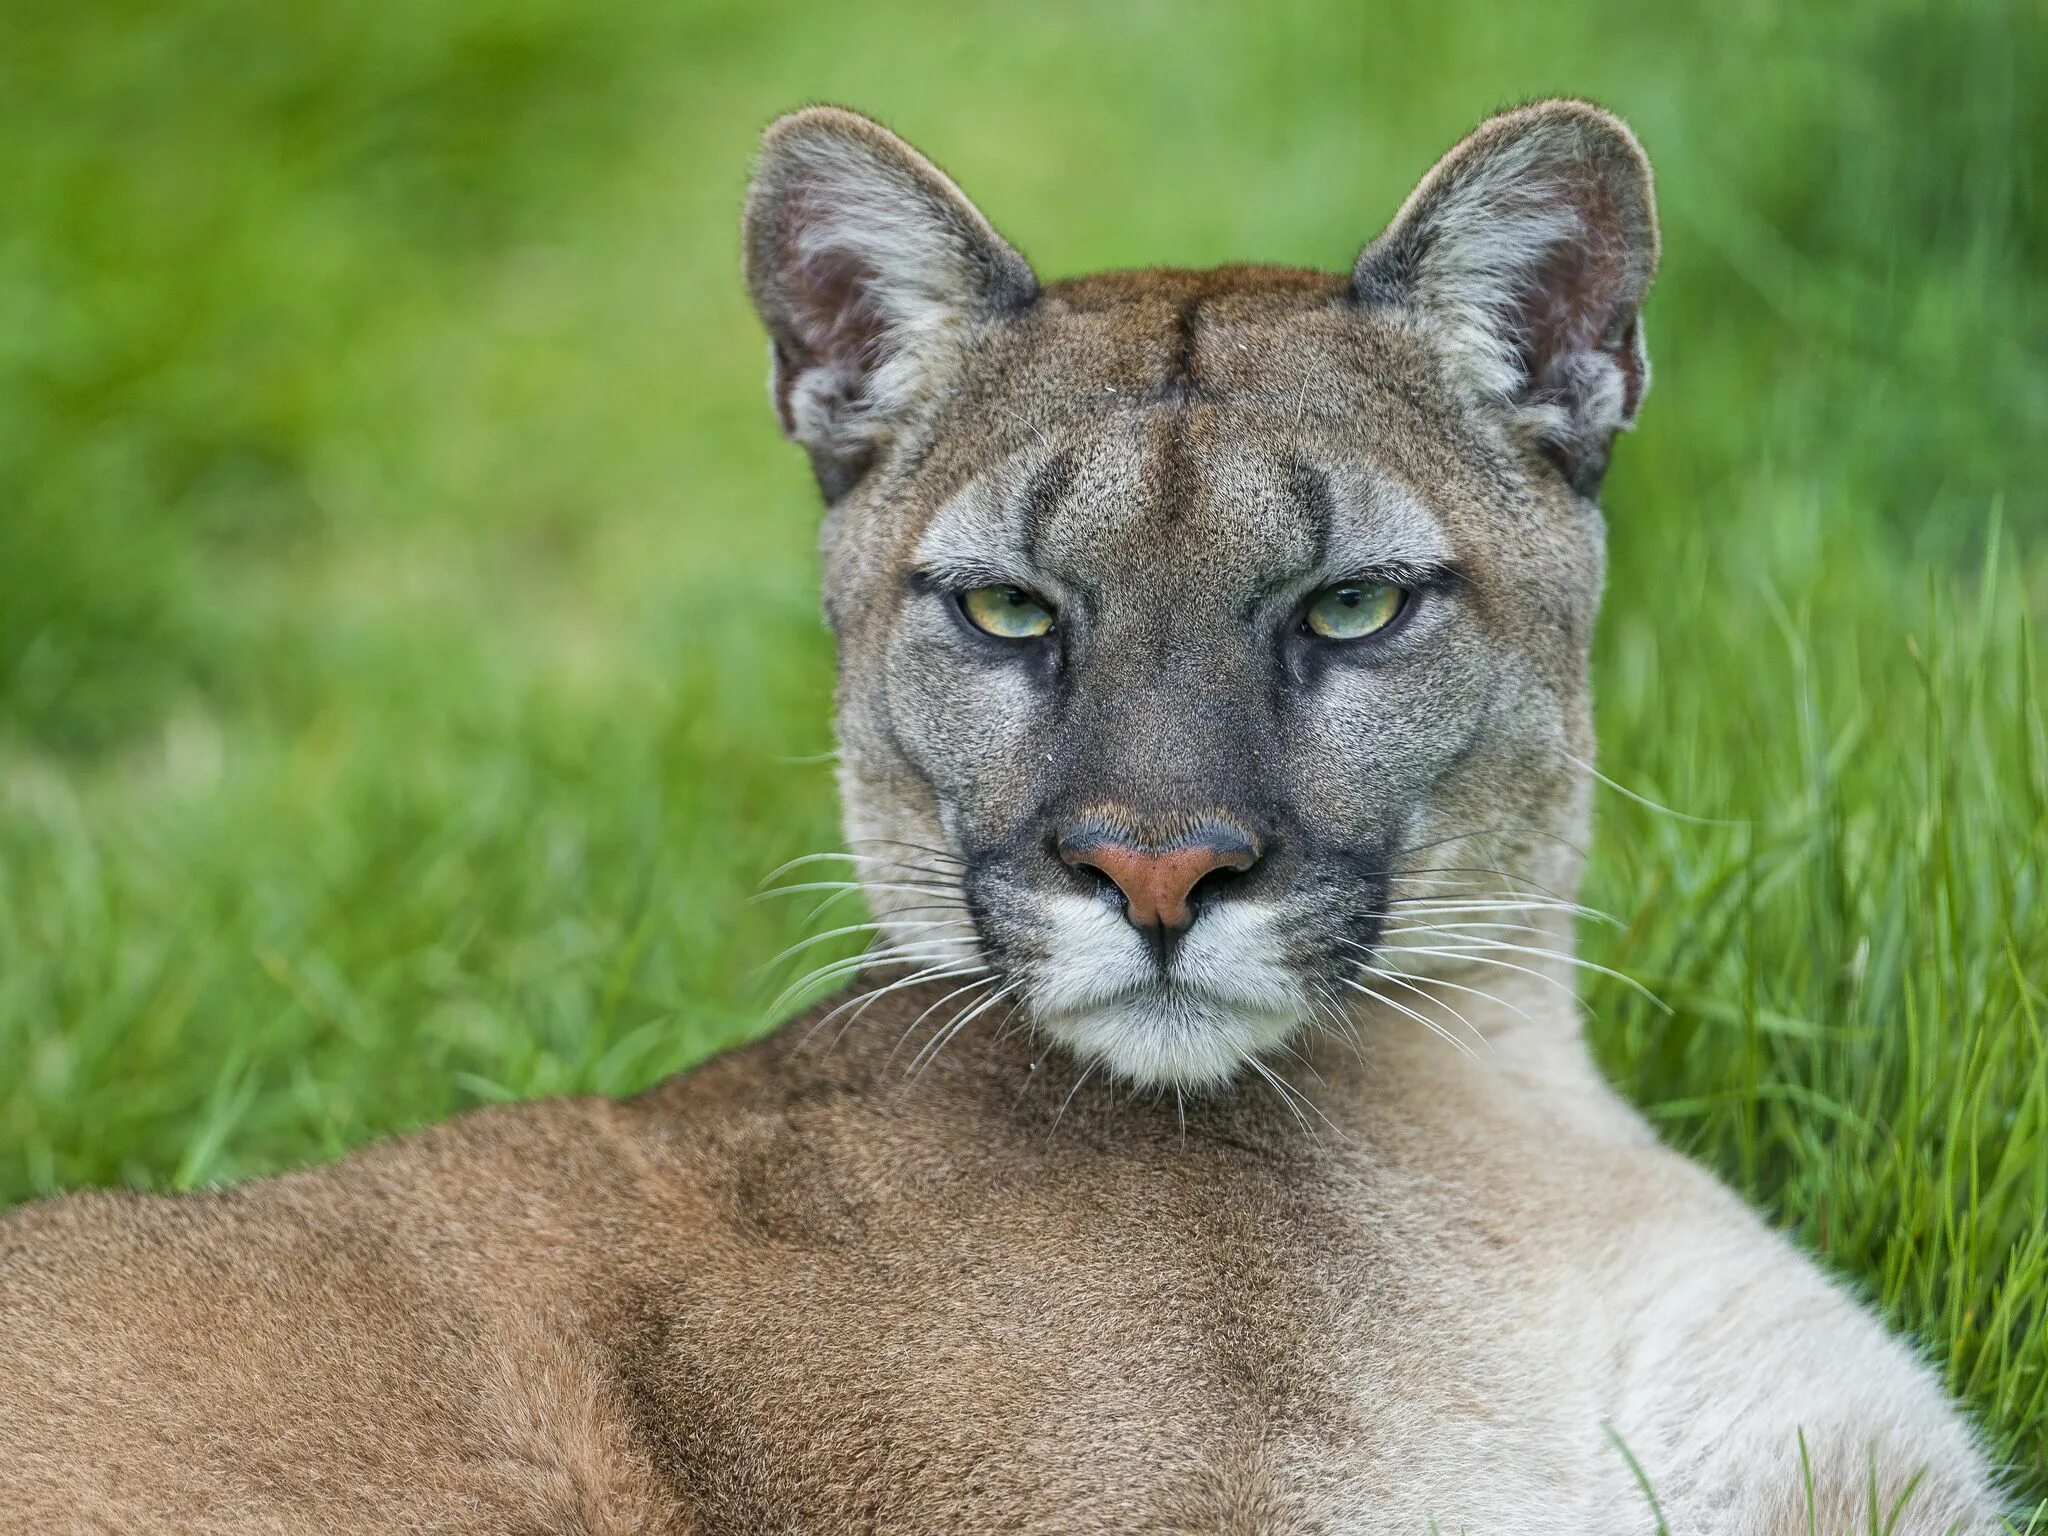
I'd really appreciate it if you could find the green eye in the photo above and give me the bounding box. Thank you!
[961,584,1056,640]
[1304,582,1406,641]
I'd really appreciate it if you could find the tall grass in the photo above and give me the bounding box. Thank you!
[1584,525,2047,1493]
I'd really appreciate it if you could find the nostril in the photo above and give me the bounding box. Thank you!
[1186,858,1253,913]
[1052,832,1120,903]
[1083,865,1125,909]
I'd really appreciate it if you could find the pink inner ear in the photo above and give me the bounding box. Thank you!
[1513,170,1644,411]
[770,187,892,429]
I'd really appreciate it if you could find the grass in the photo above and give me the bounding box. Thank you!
[1,0,2044,1511]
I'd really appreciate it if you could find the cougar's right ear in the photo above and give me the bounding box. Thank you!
[743,107,1038,500]
[1352,100,1658,497]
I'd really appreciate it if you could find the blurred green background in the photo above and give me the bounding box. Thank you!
[2,0,2045,1500]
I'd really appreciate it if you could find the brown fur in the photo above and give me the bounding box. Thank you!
[1,977,2000,1531]
[0,983,1881,1531]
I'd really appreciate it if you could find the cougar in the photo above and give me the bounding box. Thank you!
[0,101,2008,1534]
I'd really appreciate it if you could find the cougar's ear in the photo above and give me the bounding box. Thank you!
[743,107,1038,500]
[1353,100,1659,496]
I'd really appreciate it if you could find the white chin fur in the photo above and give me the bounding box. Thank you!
[1025,895,1309,1090]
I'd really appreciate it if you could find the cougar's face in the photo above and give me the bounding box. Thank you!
[746,105,1656,1087]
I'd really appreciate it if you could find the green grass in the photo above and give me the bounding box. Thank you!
[2,0,2043,1509]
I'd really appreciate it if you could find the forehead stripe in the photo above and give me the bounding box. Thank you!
[1286,459,1335,571]
[1017,451,1076,564]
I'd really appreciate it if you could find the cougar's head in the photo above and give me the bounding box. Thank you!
[743,102,1656,1089]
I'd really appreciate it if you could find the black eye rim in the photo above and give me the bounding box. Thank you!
[1296,580,1416,644]
[953,582,1060,643]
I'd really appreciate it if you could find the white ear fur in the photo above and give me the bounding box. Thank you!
[1354,100,1659,493]
[743,107,1036,499]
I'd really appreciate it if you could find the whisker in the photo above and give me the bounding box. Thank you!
[1335,942,1539,1029]
[1385,943,1667,1015]
[1312,979,1370,1058]
[991,1008,1040,1049]
[1245,1055,1334,1135]
[1376,860,1580,904]
[1049,1061,1101,1138]
[1338,976,1480,1060]
[771,932,972,981]
[1374,946,1583,1007]
[1359,867,1505,892]
[1344,962,1492,1049]
[790,895,973,930]
[761,916,977,973]
[1386,895,1624,929]
[844,836,969,867]
[1267,1034,1329,1088]
[907,982,1019,1080]
[1386,823,1592,865]
[1390,938,1669,1011]
[1564,751,1747,828]
[754,879,963,903]
[890,975,1000,1065]
[755,849,959,887]
[792,957,980,1052]
[768,939,981,1018]
[1381,918,1569,943]
[816,961,995,1049]
[798,884,864,926]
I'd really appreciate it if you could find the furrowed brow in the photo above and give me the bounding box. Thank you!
[912,452,1072,586]
[1318,470,1456,576]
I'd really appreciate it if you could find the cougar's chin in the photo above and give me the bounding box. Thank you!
[1021,894,1312,1090]
[1036,993,1305,1091]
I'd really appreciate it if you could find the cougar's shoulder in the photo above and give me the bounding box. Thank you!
[0,1089,688,1535]
[0,995,1366,1535]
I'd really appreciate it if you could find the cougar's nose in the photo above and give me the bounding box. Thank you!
[1057,820,1262,959]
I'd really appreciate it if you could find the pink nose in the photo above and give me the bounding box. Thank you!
[1058,827,1260,933]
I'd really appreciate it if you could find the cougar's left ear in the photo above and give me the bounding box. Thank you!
[744,106,1038,500]
[1353,100,1659,496]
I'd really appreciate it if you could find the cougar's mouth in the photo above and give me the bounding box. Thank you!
[1009,892,1315,1089]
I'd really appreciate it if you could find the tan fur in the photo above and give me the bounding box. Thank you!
[0,102,2004,1532]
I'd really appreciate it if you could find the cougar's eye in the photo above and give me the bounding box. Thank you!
[960,585,1056,640]
[1304,582,1406,640]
